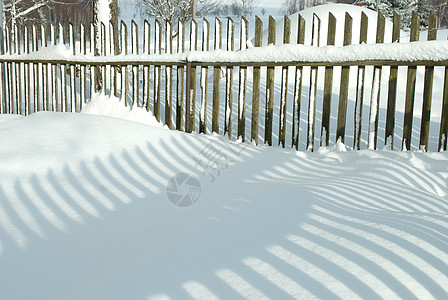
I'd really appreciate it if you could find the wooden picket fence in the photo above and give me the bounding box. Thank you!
[0,11,447,152]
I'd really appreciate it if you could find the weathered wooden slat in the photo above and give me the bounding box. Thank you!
[264,16,276,146]
[41,24,49,111]
[120,21,128,106]
[307,14,320,151]
[251,16,262,144]
[131,20,139,107]
[69,23,77,112]
[212,18,222,134]
[402,11,420,151]
[32,25,39,112]
[419,12,438,151]
[143,20,150,110]
[15,25,23,114]
[5,27,13,114]
[188,20,198,133]
[165,21,173,128]
[90,22,95,100]
[336,13,352,144]
[292,15,305,149]
[154,20,162,121]
[110,21,118,97]
[24,26,30,115]
[385,12,401,149]
[238,17,248,141]
[321,12,336,147]
[0,27,5,114]
[353,12,368,150]
[101,23,107,95]
[439,34,448,151]
[368,13,385,150]
[60,23,68,112]
[79,23,86,109]
[176,20,185,130]
[279,15,291,148]
[199,18,210,134]
[224,17,234,139]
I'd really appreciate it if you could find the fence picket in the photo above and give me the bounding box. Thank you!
[265,16,276,146]
[385,12,401,149]
[15,25,23,114]
[41,25,49,111]
[307,14,320,151]
[292,15,305,149]
[120,21,128,106]
[238,17,248,141]
[0,27,4,114]
[212,18,222,134]
[224,17,234,139]
[143,20,150,110]
[80,23,87,108]
[336,13,352,144]
[32,25,39,112]
[368,12,385,150]
[24,26,30,115]
[279,15,291,148]
[199,18,209,134]
[69,23,77,112]
[439,33,448,151]
[176,20,185,130]
[354,12,368,150]
[403,11,420,150]
[251,16,262,144]
[165,21,173,128]
[419,12,438,151]
[321,13,336,147]
[154,20,162,121]
[131,20,139,107]
[187,20,197,133]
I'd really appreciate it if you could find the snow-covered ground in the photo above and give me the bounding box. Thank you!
[0,94,447,299]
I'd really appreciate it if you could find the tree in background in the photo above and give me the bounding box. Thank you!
[138,0,219,24]
[230,0,260,17]
[281,0,328,16]
[358,0,448,28]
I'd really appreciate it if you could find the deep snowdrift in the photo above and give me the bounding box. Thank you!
[0,105,447,299]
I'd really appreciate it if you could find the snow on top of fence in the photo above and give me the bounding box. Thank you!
[1,40,448,65]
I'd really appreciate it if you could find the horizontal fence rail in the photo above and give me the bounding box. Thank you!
[0,11,447,153]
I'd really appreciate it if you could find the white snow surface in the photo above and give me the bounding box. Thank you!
[0,102,448,299]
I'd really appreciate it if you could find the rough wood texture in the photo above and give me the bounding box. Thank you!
[154,20,162,121]
[321,13,336,147]
[224,18,234,139]
[336,13,352,144]
[419,12,438,151]
[199,19,210,134]
[403,12,420,151]
[279,15,291,148]
[354,12,368,150]
[176,21,185,131]
[385,12,401,149]
[439,33,448,151]
[188,20,198,133]
[165,21,173,129]
[251,16,262,145]
[238,17,248,141]
[264,16,276,146]
[212,18,222,134]
[292,15,305,149]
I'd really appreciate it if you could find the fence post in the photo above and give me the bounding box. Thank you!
[165,21,173,129]
[402,11,420,151]
[154,20,162,119]
[321,12,336,147]
[292,15,305,150]
[131,20,139,107]
[120,21,128,106]
[385,12,401,150]
[238,16,248,141]
[186,61,192,133]
[307,14,320,151]
[336,12,352,145]
[143,20,150,111]
[439,33,448,151]
[176,20,185,131]
[368,12,385,150]
[251,16,262,144]
[420,12,438,151]
[188,20,197,133]
[224,17,234,140]
[279,15,291,148]
[212,17,222,134]
[199,18,209,134]
[354,12,368,150]
[265,16,276,146]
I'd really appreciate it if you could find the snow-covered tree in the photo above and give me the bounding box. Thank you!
[4,0,52,28]
[358,0,419,28]
[138,0,219,24]
[230,0,260,17]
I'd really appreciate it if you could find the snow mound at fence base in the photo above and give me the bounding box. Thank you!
[81,92,164,128]
[0,112,447,299]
